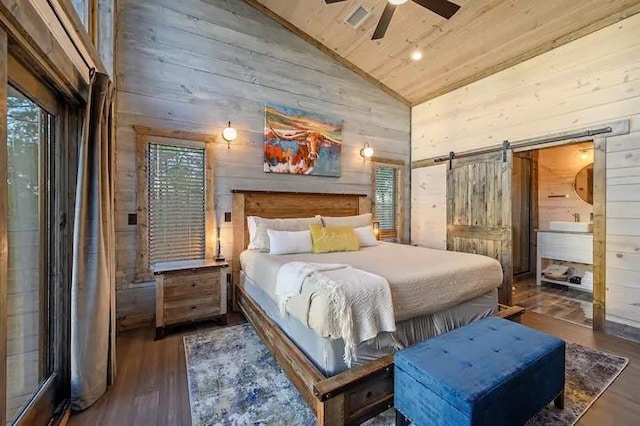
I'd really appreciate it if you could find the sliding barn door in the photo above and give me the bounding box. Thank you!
[447,150,513,305]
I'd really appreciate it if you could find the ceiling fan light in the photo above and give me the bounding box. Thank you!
[411,50,423,61]
[389,0,408,5]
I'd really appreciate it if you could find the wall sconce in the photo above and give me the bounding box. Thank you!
[222,121,237,149]
[360,142,374,163]
[372,221,380,240]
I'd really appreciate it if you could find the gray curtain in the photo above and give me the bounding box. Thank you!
[71,70,116,410]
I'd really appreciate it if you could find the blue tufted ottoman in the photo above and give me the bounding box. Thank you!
[394,317,565,426]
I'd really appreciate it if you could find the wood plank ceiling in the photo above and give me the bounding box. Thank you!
[247,0,640,105]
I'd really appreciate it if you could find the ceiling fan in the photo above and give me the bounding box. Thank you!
[325,0,461,40]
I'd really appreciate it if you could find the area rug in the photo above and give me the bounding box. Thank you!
[184,323,628,426]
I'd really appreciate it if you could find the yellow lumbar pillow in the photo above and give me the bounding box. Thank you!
[309,225,360,254]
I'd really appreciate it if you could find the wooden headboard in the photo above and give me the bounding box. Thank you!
[231,190,370,308]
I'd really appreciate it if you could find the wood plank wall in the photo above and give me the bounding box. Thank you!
[411,12,640,330]
[605,132,640,330]
[114,0,411,327]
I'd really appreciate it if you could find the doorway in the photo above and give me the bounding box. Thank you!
[512,141,595,328]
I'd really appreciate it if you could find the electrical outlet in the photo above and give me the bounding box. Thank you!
[128,213,137,225]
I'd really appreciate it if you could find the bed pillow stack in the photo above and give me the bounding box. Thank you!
[246,213,378,255]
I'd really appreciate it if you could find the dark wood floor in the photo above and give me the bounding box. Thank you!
[69,312,640,426]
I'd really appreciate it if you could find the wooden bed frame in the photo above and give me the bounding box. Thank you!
[231,190,523,425]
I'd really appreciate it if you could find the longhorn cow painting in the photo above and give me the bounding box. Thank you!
[264,103,342,177]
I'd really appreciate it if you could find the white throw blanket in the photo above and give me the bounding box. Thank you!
[275,262,396,367]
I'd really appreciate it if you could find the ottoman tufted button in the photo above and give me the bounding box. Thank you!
[494,349,501,353]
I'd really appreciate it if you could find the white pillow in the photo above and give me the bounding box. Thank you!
[321,213,373,228]
[267,229,313,255]
[247,216,259,249]
[254,216,323,252]
[354,225,378,247]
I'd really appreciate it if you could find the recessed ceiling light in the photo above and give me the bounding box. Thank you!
[389,0,408,5]
[411,50,423,61]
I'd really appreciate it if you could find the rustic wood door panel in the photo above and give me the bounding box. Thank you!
[447,151,513,305]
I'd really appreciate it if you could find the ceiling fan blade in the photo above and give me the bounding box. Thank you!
[411,0,461,19]
[372,3,397,40]
[325,0,347,3]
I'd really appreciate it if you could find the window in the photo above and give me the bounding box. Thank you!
[135,127,215,278]
[372,159,404,243]
[148,143,206,265]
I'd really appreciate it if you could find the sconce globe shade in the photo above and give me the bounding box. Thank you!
[222,124,237,142]
[361,144,374,159]
[389,0,408,4]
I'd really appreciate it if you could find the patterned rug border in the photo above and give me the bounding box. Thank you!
[183,323,629,426]
[570,351,628,425]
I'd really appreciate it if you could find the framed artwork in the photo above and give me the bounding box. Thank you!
[264,103,342,177]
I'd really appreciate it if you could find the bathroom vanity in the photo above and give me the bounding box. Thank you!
[536,222,593,293]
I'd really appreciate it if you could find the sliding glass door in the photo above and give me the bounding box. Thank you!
[5,85,55,424]
[1,41,72,425]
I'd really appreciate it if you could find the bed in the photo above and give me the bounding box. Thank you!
[231,190,516,425]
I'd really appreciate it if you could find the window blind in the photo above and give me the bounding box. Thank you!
[148,143,206,265]
[374,166,398,241]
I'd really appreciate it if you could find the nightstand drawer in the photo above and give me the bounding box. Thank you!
[163,270,219,288]
[164,294,220,324]
[164,276,219,300]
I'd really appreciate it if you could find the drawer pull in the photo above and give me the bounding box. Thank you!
[191,305,197,310]
[192,282,197,287]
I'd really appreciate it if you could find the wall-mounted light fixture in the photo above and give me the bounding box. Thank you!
[360,142,374,163]
[222,121,237,149]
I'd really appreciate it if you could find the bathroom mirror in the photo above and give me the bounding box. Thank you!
[574,163,594,205]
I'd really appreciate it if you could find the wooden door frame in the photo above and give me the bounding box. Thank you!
[2,40,76,426]
[508,123,628,331]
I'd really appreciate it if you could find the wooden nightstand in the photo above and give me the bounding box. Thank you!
[153,259,229,339]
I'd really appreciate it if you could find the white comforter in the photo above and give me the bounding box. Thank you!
[240,243,503,337]
[275,262,396,366]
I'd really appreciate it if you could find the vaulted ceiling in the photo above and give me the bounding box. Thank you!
[247,0,640,105]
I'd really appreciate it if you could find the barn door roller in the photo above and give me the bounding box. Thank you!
[448,151,455,170]
[502,140,510,162]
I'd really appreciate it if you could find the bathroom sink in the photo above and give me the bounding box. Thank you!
[548,221,593,233]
